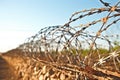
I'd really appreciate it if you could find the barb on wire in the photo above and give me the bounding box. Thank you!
[99,0,111,7]
[94,50,120,70]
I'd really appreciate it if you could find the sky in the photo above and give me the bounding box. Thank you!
[0,0,119,52]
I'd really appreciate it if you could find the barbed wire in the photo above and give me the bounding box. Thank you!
[18,0,120,70]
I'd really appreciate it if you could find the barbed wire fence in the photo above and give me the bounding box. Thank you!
[18,0,120,72]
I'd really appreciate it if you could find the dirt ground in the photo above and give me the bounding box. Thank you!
[0,49,120,80]
[0,55,16,80]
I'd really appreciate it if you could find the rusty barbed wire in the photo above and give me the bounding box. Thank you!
[18,0,120,71]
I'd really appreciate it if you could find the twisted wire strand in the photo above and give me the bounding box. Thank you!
[18,0,120,70]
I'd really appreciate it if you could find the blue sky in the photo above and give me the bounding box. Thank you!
[0,0,119,52]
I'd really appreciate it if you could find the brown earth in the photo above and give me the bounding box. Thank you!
[0,55,16,80]
[0,49,120,80]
